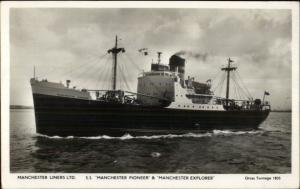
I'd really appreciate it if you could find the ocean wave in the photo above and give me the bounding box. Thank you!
[35,129,263,140]
[212,129,264,135]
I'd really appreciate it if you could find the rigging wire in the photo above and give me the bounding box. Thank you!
[118,54,134,91]
[103,55,113,90]
[232,77,237,100]
[59,53,108,87]
[231,72,251,100]
[98,55,112,90]
[211,72,226,95]
[231,74,246,100]
[37,54,92,79]
[232,75,240,100]
[71,59,102,82]
[68,54,109,88]
[233,72,250,99]
[95,55,112,90]
[68,53,108,78]
[235,74,243,100]
[124,53,143,72]
[234,76,242,100]
[212,72,225,92]
[41,52,108,80]
[235,71,253,99]
[117,62,132,91]
[115,57,124,90]
[79,55,111,89]
[210,70,222,84]
[218,75,225,97]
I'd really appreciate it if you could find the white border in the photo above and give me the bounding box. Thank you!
[1,1,299,188]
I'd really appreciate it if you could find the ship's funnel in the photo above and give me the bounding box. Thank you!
[169,55,185,80]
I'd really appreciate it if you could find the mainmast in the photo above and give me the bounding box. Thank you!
[157,52,162,64]
[221,58,237,106]
[108,36,125,90]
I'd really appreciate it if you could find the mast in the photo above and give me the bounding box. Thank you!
[108,36,125,90]
[221,58,237,107]
[157,52,162,64]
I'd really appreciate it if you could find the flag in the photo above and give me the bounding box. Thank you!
[265,91,270,95]
[228,58,234,63]
[138,48,148,56]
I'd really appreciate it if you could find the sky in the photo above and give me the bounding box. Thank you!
[10,8,292,110]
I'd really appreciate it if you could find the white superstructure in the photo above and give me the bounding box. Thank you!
[166,80,225,111]
[136,53,223,110]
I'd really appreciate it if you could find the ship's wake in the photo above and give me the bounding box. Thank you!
[35,129,265,140]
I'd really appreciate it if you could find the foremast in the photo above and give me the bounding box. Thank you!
[108,36,125,90]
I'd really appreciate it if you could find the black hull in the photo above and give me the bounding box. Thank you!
[32,94,270,136]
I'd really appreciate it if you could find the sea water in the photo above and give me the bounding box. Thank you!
[10,109,291,173]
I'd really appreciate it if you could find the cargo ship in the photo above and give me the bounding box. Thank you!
[30,36,271,136]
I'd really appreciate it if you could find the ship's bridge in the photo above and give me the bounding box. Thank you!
[137,70,176,106]
[139,70,177,78]
[137,52,179,106]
